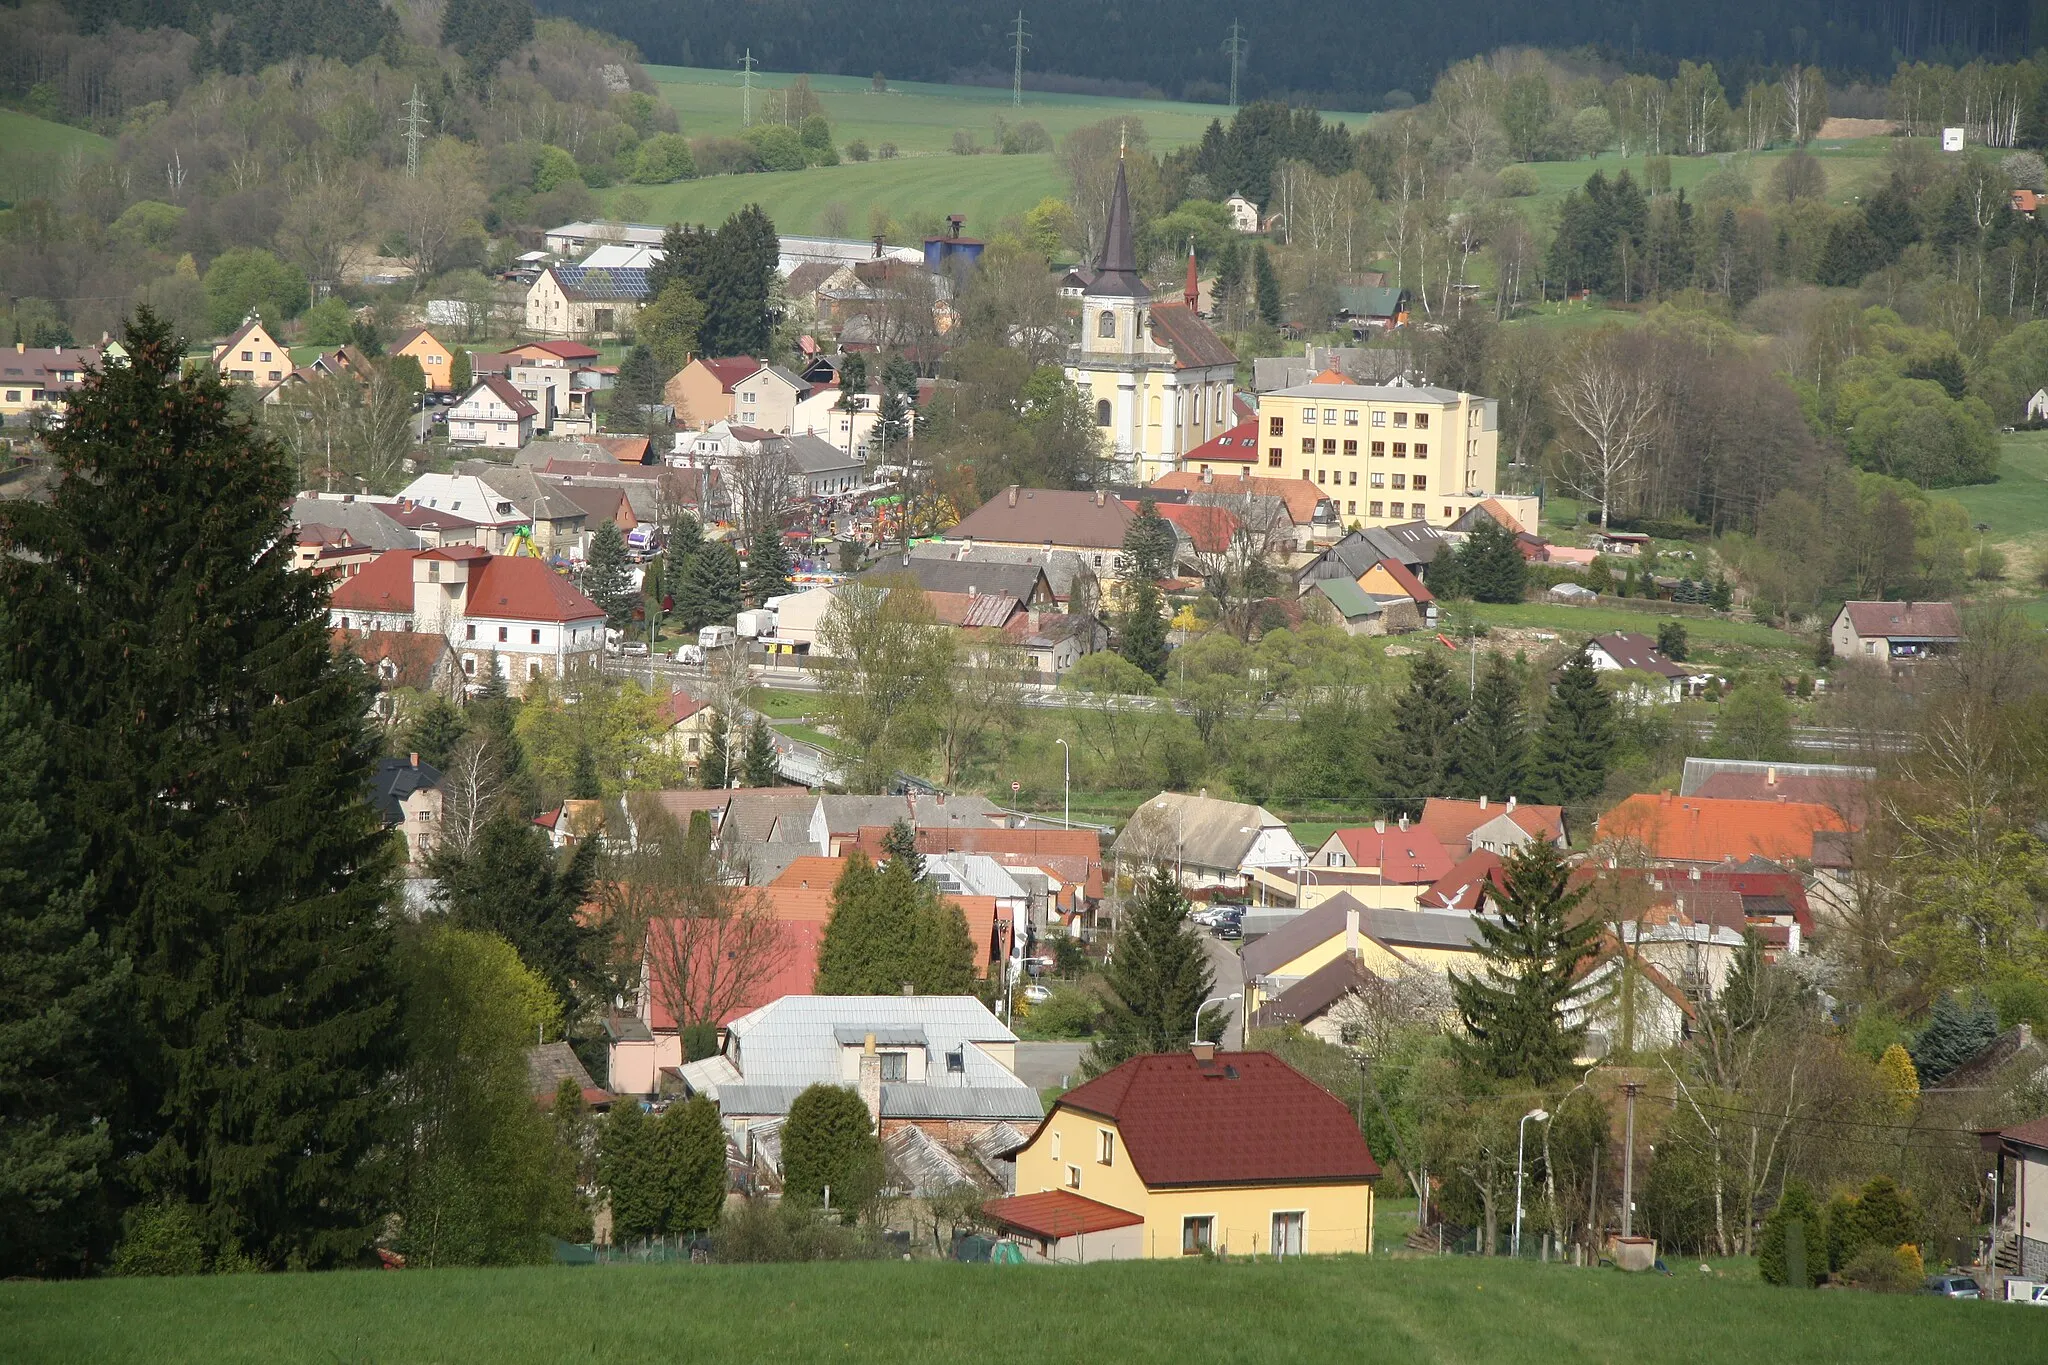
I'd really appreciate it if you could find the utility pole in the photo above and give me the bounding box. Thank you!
[1224,21,1248,111]
[1620,1082,1641,1241]
[402,83,427,179]
[740,49,757,128]
[1010,11,1029,108]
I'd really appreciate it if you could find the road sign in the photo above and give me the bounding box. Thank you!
[1011,781,1021,795]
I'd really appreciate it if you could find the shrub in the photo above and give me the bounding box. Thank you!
[692,136,756,176]
[111,1200,206,1277]
[1758,1182,1825,1286]
[1028,985,1100,1036]
[950,129,978,155]
[633,132,697,184]
[711,1198,886,1262]
[877,142,898,159]
[845,139,871,162]
[299,296,354,345]
[1840,1241,1922,1292]
[741,124,807,172]
[781,1083,883,1219]
[532,144,582,194]
[1497,165,1541,197]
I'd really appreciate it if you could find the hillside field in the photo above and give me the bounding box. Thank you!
[0,108,108,204]
[6,1253,2033,1363]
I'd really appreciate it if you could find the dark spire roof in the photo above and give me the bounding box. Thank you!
[1085,158,1149,299]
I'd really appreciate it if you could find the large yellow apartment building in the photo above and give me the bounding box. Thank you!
[1256,375,1502,529]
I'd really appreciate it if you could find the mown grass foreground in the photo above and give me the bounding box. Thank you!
[6,1254,2033,1364]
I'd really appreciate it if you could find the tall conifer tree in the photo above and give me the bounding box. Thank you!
[1086,867,1214,1075]
[583,520,636,629]
[1374,650,1467,819]
[744,523,794,607]
[1528,647,1616,807]
[1453,653,1529,801]
[1450,839,1600,1084]
[0,310,402,1267]
[1117,579,1171,683]
[742,716,780,787]
[678,541,741,632]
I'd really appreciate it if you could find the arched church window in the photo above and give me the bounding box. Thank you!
[1096,399,1113,427]
[1098,311,1116,338]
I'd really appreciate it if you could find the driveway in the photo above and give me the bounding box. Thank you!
[1201,932,1247,1049]
[1013,1042,1088,1093]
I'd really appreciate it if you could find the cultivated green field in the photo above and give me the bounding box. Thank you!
[1951,430,2048,579]
[1508,133,1897,222]
[644,65,1370,158]
[1460,601,1799,650]
[6,1255,2032,1363]
[0,108,109,203]
[606,151,1067,241]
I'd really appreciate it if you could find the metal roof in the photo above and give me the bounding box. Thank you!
[1269,379,1463,403]
[833,1026,928,1046]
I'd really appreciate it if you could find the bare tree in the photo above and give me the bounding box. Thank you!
[380,142,486,286]
[437,732,504,861]
[1548,335,1661,531]
[722,436,803,543]
[934,636,1025,785]
[1188,488,1294,640]
[278,174,368,301]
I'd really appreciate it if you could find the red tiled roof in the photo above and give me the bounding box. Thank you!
[1418,798,1565,850]
[697,356,764,393]
[1146,301,1237,370]
[1148,470,1323,527]
[1839,600,1961,641]
[465,556,603,622]
[1325,825,1454,884]
[332,629,452,690]
[1150,501,1241,554]
[329,551,419,613]
[660,691,708,726]
[1181,419,1261,464]
[1417,848,1506,910]
[1053,1051,1379,1188]
[379,500,482,530]
[770,856,855,895]
[645,914,823,1029]
[1597,794,1849,864]
[983,1190,1143,1238]
[477,374,537,419]
[526,340,601,362]
[1691,773,1869,827]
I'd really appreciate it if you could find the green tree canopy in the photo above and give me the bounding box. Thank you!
[781,1082,883,1218]
[1528,647,1615,807]
[1452,652,1529,801]
[1085,866,1214,1075]
[429,813,600,1021]
[584,519,637,629]
[1374,649,1467,819]
[1450,838,1600,1084]
[678,541,742,632]
[203,247,309,335]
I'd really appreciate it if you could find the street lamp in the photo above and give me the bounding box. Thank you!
[1512,1107,1549,1259]
[1054,737,1071,830]
[1194,992,1241,1044]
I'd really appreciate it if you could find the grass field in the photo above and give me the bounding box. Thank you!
[0,108,109,203]
[1508,133,1897,223]
[1951,430,2048,582]
[1459,601,1799,650]
[7,1254,2035,1363]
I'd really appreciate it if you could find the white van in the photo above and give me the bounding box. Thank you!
[698,625,737,651]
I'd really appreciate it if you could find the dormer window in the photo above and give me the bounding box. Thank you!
[1098,311,1116,338]
[879,1051,908,1083]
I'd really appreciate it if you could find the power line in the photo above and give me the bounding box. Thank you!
[739,49,757,129]
[1010,11,1030,109]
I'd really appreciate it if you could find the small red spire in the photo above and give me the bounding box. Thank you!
[1183,239,1199,311]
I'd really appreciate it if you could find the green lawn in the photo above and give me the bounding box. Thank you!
[645,65,1370,159]
[1950,430,2048,577]
[1507,134,1896,225]
[7,1254,2033,1363]
[0,108,109,203]
[1460,601,1798,650]
[751,688,815,719]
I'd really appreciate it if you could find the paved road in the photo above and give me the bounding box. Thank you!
[1201,931,1247,1049]
[1013,1042,1088,1093]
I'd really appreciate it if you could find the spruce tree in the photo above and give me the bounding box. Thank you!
[1528,647,1616,808]
[659,1094,728,1233]
[1450,839,1600,1084]
[1374,649,1467,819]
[814,852,888,993]
[744,523,794,607]
[598,1100,661,1241]
[571,743,602,800]
[1909,991,2000,1084]
[699,710,730,790]
[1453,653,1529,801]
[607,345,665,430]
[1086,866,1214,1075]
[1115,499,1177,585]
[0,310,402,1267]
[403,694,468,768]
[880,817,924,879]
[678,541,741,632]
[1118,579,1171,683]
[742,716,780,787]
[1656,620,1688,661]
[0,681,127,1275]
[814,848,972,993]
[583,520,636,629]
[1253,245,1283,326]
[1456,516,1528,604]
[430,813,600,1021]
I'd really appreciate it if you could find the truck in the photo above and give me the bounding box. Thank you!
[697,624,737,651]
[735,608,776,640]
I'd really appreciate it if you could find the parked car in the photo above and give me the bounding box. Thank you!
[1926,1274,1981,1299]
[1020,983,1052,1005]
[620,641,648,657]
[1211,921,1242,941]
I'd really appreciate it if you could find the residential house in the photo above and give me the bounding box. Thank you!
[393,327,457,391]
[1303,820,1455,907]
[1246,952,1378,1041]
[369,753,442,870]
[791,376,882,456]
[1294,521,1449,592]
[0,340,107,418]
[1224,194,1262,233]
[1417,796,1567,856]
[985,1046,1379,1261]
[1179,418,1263,475]
[296,491,483,551]
[852,825,1103,938]
[1064,161,1239,484]
[656,691,718,778]
[389,474,529,554]
[1584,632,1693,703]
[1331,285,1412,333]
[1830,600,1963,662]
[784,431,867,497]
[944,486,1138,584]
[293,523,380,579]
[452,462,592,557]
[549,480,636,537]
[333,628,459,703]
[528,1040,611,1110]
[904,541,1100,617]
[1564,941,1696,1058]
[1305,577,1390,635]
[670,996,1041,1159]
[263,343,377,405]
[1679,758,1873,826]
[1147,469,1341,550]
[210,317,290,388]
[447,376,537,450]
[1415,848,1506,912]
[666,357,805,433]
[1004,608,1106,678]
[1112,791,1305,894]
[862,555,1057,611]
[327,547,605,695]
[1255,373,1503,530]
[1980,1115,2048,1280]
[1240,894,1486,1022]
[524,264,651,339]
[1596,792,1851,866]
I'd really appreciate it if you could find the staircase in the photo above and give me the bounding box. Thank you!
[1992,1225,2022,1274]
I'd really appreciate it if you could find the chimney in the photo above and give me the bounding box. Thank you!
[871,234,884,259]
[1766,766,1778,787]
[1094,489,1106,507]
[1190,1041,1217,1063]
[1660,790,1673,805]
[936,791,946,807]
[1398,813,1409,832]
[968,584,978,597]
[1479,795,1488,810]
[1689,865,1701,880]
[1506,796,1517,811]
[1007,484,1020,507]
[1374,819,1386,834]
[1028,606,1041,632]
[1345,904,1360,958]
[409,752,419,768]
[857,1033,882,1127]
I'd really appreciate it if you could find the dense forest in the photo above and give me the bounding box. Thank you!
[535,0,2037,107]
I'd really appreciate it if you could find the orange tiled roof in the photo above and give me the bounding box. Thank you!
[1597,793,1849,863]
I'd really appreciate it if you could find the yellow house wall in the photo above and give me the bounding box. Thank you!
[213,323,288,386]
[1011,1106,1373,1258]
[400,331,454,391]
[1257,389,1498,530]
[1299,882,1422,911]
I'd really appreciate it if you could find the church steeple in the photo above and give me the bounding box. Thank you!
[1085,157,1148,299]
[1183,239,1199,310]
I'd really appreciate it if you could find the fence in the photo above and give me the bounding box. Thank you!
[552,1234,712,1265]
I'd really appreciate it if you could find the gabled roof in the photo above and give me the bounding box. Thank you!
[947,487,1136,552]
[982,1190,1143,1238]
[1418,798,1565,850]
[1838,600,1962,641]
[1249,952,1377,1029]
[335,629,453,691]
[213,317,276,355]
[926,591,1023,629]
[1240,893,1486,978]
[328,552,420,614]
[866,555,1052,606]
[1589,632,1687,679]
[659,691,709,726]
[368,754,442,824]
[465,555,604,622]
[1148,470,1325,527]
[1147,301,1237,370]
[1113,791,1294,872]
[523,339,602,362]
[547,264,652,302]
[1310,575,1381,621]
[1149,500,1241,553]
[1365,556,1432,604]
[851,825,1104,899]
[694,356,765,393]
[1182,419,1262,464]
[1324,824,1453,884]
[1052,1051,1379,1187]
[1597,793,1850,864]
[393,326,444,355]
[457,375,537,420]
[782,431,864,474]
[1416,848,1506,911]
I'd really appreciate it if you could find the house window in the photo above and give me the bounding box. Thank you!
[1268,416,1285,436]
[1098,1130,1115,1165]
[1347,471,1356,486]
[528,662,541,681]
[1392,474,1406,490]
[1066,1164,1083,1189]
[1098,311,1117,338]
[1302,407,1317,425]
[428,561,441,582]
[466,624,477,641]
[1369,501,1383,516]
[1394,413,1409,428]
[1412,475,1427,491]
[1371,441,1385,457]
[530,629,542,644]
[1267,448,1282,467]
[946,1049,964,1073]
[1389,502,1403,517]
[1346,500,1356,514]
[1415,412,1430,430]
[1322,439,1337,455]
[1052,1132,1062,1160]
[1415,443,1428,458]
[880,1051,908,1083]
[1322,408,1337,423]
[1182,1216,1214,1255]
[1314,470,1323,484]
[1343,440,1357,457]
[1096,399,1113,427]
[1393,443,1406,458]
[1272,1211,1304,1257]
[498,627,509,642]
[462,655,477,676]
[1344,410,1359,425]
[241,350,253,361]
[1371,411,1386,427]
[1370,473,1384,488]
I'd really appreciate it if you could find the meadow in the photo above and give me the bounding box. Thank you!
[5,1253,2033,1364]
[0,108,108,204]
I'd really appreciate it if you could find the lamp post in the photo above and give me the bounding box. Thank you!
[1194,992,1241,1044]
[1054,737,1070,829]
[1512,1107,1549,1259]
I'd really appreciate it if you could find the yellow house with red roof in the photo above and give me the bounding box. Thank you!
[211,316,289,388]
[394,326,456,391]
[983,1047,1377,1262]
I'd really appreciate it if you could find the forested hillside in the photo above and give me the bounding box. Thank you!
[535,0,2035,107]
